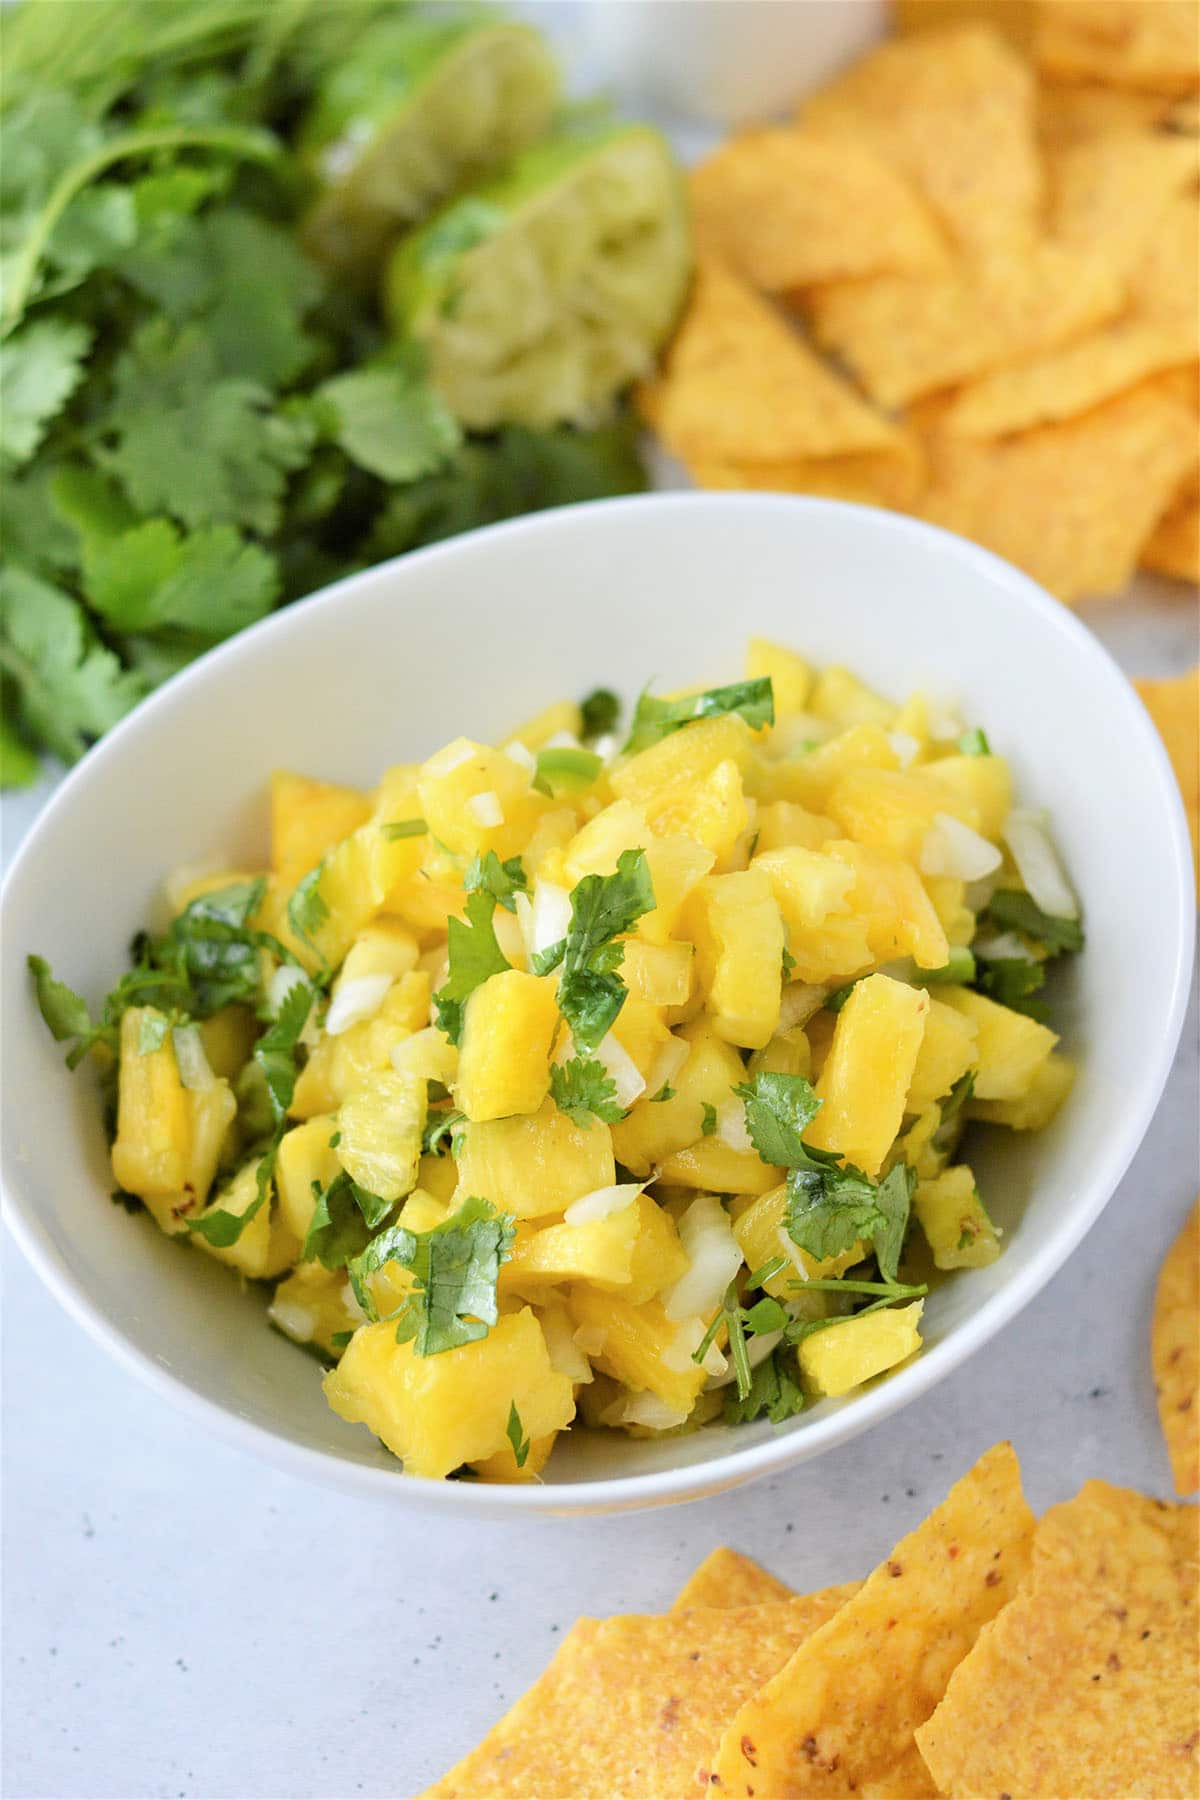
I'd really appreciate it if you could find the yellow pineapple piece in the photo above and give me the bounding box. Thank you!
[907,999,978,1110]
[455,1099,615,1218]
[807,974,929,1176]
[825,766,980,864]
[337,1070,426,1201]
[193,1160,301,1280]
[339,920,420,984]
[915,1165,1000,1270]
[638,837,717,944]
[324,1307,575,1479]
[197,1005,256,1080]
[562,798,648,885]
[826,838,950,969]
[624,1194,690,1305]
[925,752,1012,840]
[747,1027,811,1081]
[747,637,813,714]
[521,806,580,878]
[753,801,840,854]
[924,875,976,948]
[752,846,855,935]
[611,994,674,1084]
[270,770,371,889]
[416,1149,459,1202]
[417,737,547,861]
[500,1203,641,1295]
[682,869,784,1049]
[763,723,899,811]
[968,1053,1076,1128]
[798,1301,923,1396]
[938,987,1057,1100]
[471,1430,559,1482]
[897,1102,949,1182]
[502,699,583,751]
[787,913,875,986]
[388,1025,458,1089]
[270,1264,361,1357]
[622,940,694,1009]
[456,970,560,1122]
[809,665,895,729]
[611,714,756,813]
[648,757,749,861]
[291,974,431,1116]
[567,1287,707,1416]
[111,1009,191,1200]
[610,1018,747,1176]
[733,1184,861,1301]
[658,1138,779,1194]
[275,1115,341,1242]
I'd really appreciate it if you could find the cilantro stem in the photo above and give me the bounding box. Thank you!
[4,123,278,333]
[745,1255,788,1289]
[787,1278,928,1298]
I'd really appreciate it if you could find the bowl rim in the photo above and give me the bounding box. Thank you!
[3,491,1194,1515]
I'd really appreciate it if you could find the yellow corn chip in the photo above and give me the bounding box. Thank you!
[916,1482,1200,1797]
[1143,489,1200,582]
[1052,128,1199,289]
[1152,1200,1200,1495]
[893,0,1035,48]
[712,1442,1034,1798]
[806,240,1123,409]
[424,1594,855,1799]
[800,24,1042,252]
[643,258,922,508]
[1131,189,1200,330]
[1035,0,1200,95]
[689,128,946,291]
[919,384,1197,602]
[1135,669,1200,892]
[1038,78,1178,147]
[672,1547,796,1610]
[688,450,924,511]
[939,318,1198,437]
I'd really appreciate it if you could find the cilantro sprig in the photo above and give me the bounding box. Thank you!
[347,1195,516,1357]
[432,891,511,1046]
[536,849,655,1052]
[549,1056,624,1128]
[622,678,774,755]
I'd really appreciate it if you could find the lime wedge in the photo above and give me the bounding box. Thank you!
[301,16,560,274]
[383,124,691,430]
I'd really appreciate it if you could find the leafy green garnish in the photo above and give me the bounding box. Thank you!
[580,688,620,740]
[552,849,655,1052]
[347,1195,516,1357]
[700,1101,718,1137]
[422,1107,466,1157]
[957,728,991,756]
[649,1083,676,1104]
[824,981,859,1013]
[623,678,774,755]
[983,889,1083,955]
[286,862,329,959]
[549,1057,624,1128]
[974,955,1048,1021]
[505,1401,530,1470]
[311,364,461,485]
[1,568,148,766]
[535,747,602,795]
[301,1171,383,1271]
[464,850,527,914]
[723,1349,806,1426]
[784,1285,927,1348]
[734,1072,822,1168]
[920,946,976,985]
[432,890,511,1045]
[871,1163,916,1286]
[381,818,427,841]
[27,954,105,1068]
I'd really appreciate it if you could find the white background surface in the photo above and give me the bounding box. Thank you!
[3,6,1198,1794]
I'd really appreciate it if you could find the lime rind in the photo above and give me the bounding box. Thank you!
[384,124,691,430]
[301,18,560,273]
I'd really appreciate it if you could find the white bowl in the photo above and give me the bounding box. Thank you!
[2,496,1193,1516]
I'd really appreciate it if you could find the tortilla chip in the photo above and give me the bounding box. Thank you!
[919,384,1198,602]
[939,319,1198,438]
[1037,78,1178,147]
[672,1548,795,1611]
[1134,670,1199,891]
[424,1595,856,1799]
[800,24,1042,252]
[1152,1201,1200,1495]
[1131,189,1200,330]
[916,1482,1200,1797]
[1143,489,1200,582]
[893,0,1035,48]
[712,1442,1034,1798]
[643,258,922,507]
[689,128,946,291]
[1035,0,1200,95]
[1052,128,1199,288]
[688,449,925,511]
[806,239,1123,409]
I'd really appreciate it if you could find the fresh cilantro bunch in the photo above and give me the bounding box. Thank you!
[0,1,647,785]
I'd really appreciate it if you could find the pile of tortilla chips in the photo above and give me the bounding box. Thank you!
[426,1440,1198,1797]
[642,0,1199,606]
[1135,666,1200,891]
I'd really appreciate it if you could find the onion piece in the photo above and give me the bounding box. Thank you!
[717,1098,753,1152]
[1003,809,1079,920]
[390,1026,458,1085]
[971,930,1029,962]
[325,972,393,1037]
[663,1314,728,1378]
[543,729,583,751]
[620,1393,690,1432]
[268,961,309,1016]
[705,1327,783,1390]
[663,1195,744,1323]
[528,881,572,959]
[466,790,504,828]
[503,740,536,774]
[919,812,1003,881]
[268,1300,316,1342]
[594,1032,646,1109]
[779,983,827,1031]
[645,1034,690,1098]
[888,730,920,768]
[541,1309,593,1383]
[171,1024,214,1091]
[573,1322,608,1357]
[564,1183,646,1227]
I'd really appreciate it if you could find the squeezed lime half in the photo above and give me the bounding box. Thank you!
[301,16,560,274]
[383,123,691,430]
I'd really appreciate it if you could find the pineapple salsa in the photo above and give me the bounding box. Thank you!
[30,640,1084,1481]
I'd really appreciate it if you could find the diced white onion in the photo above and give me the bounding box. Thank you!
[971,930,1029,962]
[390,1026,457,1084]
[541,1309,593,1383]
[172,1024,214,1091]
[964,870,1003,913]
[594,1032,646,1110]
[503,740,536,773]
[529,881,572,958]
[543,729,583,751]
[435,741,478,774]
[1003,809,1079,921]
[325,972,393,1037]
[779,983,827,1031]
[269,961,309,1016]
[564,1183,646,1227]
[620,1393,690,1431]
[920,812,1003,881]
[590,732,618,761]
[663,1195,744,1323]
[573,1322,608,1357]
[269,1300,316,1342]
[491,906,525,969]
[705,1327,784,1390]
[888,731,920,768]
[467,790,504,828]
[717,1098,753,1153]
[777,1225,812,1282]
[340,1282,367,1323]
[645,1034,690,1099]
[663,1314,728,1378]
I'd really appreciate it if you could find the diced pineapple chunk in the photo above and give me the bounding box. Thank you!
[611,994,674,1084]
[500,1203,641,1294]
[915,1165,1000,1269]
[417,737,547,861]
[388,1026,458,1088]
[809,665,895,728]
[502,699,583,751]
[747,1027,811,1081]
[747,637,813,714]
[325,1307,575,1479]
[767,724,899,812]
[611,1018,747,1175]
[906,999,978,1110]
[456,970,559,1122]
[622,940,694,1009]
[275,1115,341,1242]
[798,1301,923,1395]
[923,875,976,948]
[111,1009,191,1200]
[752,846,854,933]
[968,1053,1076,1128]
[638,836,717,944]
[648,757,749,861]
[807,974,929,1176]
[753,801,840,853]
[681,869,784,1049]
[611,714,755,812]
[562,799,648,885]
[567,1288,706,1416]
[292,974,431,1116]
[337,1070,425,1201]
[270,771,372,889]
[471,1430,559,1482]
[826,767,980,864]
[658,1138,779,1194]
[193,1161,301,1280]
[270,1264,361,1357]
[938,987,1057,1100]
[925,753,1012,841]
[826,839,950,969]
[340,920,420,984]
[416,1150,459,1202]
[454,1099,615,1218]
[198,1005,256,1080]
[787,913,875,986]
[624,1194,690,1305]
[733,1184,861,1302]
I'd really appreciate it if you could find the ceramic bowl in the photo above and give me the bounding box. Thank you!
[2,495,1193,1514]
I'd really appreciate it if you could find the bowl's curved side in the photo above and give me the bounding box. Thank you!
[2,493,1193,1516]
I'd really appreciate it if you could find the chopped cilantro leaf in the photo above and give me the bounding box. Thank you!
[137,1011,169,1053]
[549,1056,624,1128]
[734,1071,823,1168]
[286,862,329,959]
[623,677,774,755]
[505,1401,531,1469]
[872,1162,915,1285]
[330,1329,354,1350]
[348,1195,516,1357]
[433,890,511,1045]
[556,849,655,1052]
[723,1349,806,1426]
[700,1101,718,1137]
[465,850,527,914]
[786,1165,885,1265]
[824,981,858,1013]
[649,1083,675,1103]
[0,316,93,469]
[921,946,977,985]
[313,364,461,484]
[957,727,991,756]
[302,1172,377,1271]
[984,889,1084,955]
[580,688,620,740]
[975,955,1048,1020]
[1,568,148,765]
[535,747,602,795]
[781,944,796,978]
[531,938,566,977]
[422,1107,466,1157]
[27,954,107,1067]
[381,818,427,840]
